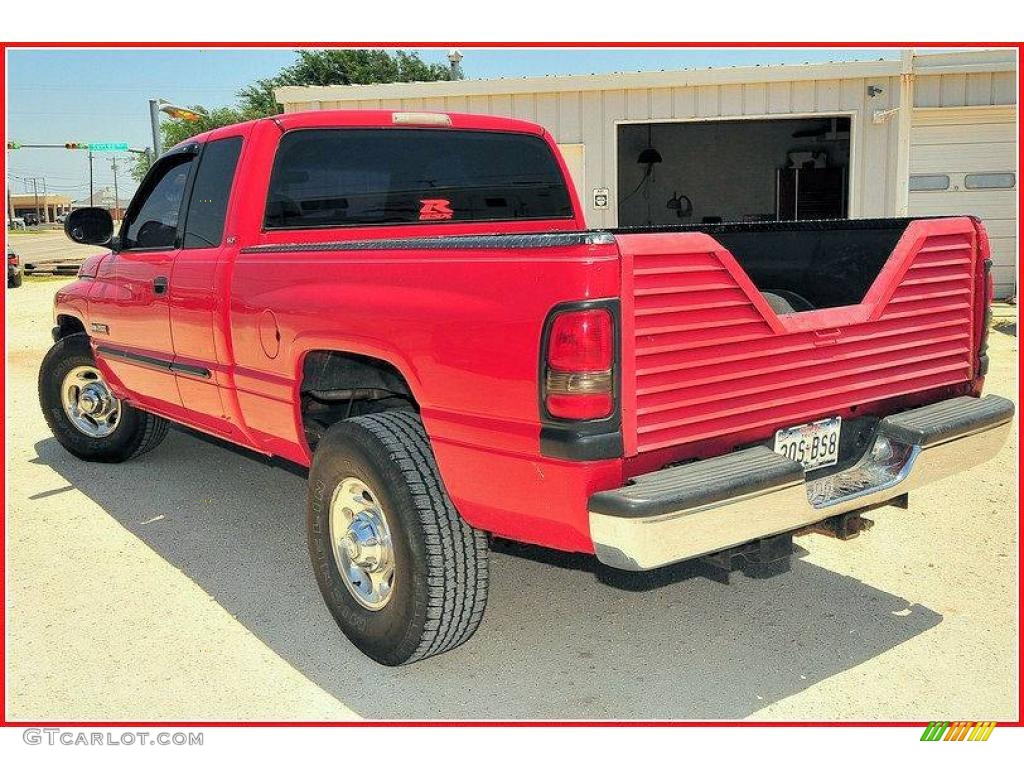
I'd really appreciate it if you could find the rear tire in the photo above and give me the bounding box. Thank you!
[38,334,170,462]
[307,411,489,665]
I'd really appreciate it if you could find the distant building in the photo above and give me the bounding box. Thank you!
[9,193,72,224]
[73,187,132,221]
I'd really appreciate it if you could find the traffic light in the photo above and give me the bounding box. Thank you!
[5,141,20,150]
[64,142,88,150]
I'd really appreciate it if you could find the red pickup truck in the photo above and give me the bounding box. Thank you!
[42,110,1013,665]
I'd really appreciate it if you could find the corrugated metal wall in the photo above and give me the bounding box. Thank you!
[914,71,1018,108]
[285,76,909,228]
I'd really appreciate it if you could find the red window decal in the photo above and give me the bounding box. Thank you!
[419,199,454,220]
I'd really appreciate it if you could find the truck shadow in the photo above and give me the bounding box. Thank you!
[33,429,942,720]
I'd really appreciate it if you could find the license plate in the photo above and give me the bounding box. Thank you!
[774,417,841,470]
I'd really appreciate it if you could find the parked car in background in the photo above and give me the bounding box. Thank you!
[42,110,1014,666]
[56,213,68,224]
[22,212,40,227]
[7,216,26,230]
[8,248,22,288]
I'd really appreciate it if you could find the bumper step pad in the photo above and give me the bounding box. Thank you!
[880,395,1014,447]
[590,447,802,519]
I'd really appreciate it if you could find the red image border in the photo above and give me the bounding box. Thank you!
[2,39,1021,729]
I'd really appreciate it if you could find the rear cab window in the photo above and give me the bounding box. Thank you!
[183,136,243,248]
[263,128,574,230]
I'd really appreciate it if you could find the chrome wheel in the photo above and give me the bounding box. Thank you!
[60,365,121,438]
[329,477,396,611]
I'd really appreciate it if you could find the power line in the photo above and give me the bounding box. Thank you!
[7,84,248,93]
[8,174,137,193]
[8,170,89,182]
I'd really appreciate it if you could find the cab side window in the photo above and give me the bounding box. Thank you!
[122,155,194,250]
[183,137,243,248]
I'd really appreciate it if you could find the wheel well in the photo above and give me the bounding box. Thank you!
[55,315,87,339]
[300,350,417,452]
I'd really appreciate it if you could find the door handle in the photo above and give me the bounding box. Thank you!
[153,276,168,295]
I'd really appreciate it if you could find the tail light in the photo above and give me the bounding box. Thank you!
[542,307,615,420]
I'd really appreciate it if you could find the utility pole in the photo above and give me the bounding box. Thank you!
[31,177,41,223]
[4,141,14,224]
[110,155,120,223]
[149,99,163,157]
[42,177,49,222]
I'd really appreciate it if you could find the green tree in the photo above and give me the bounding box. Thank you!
[238,49,451,117]
[130,49,451,182]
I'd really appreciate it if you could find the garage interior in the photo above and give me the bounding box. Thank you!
[616,117,852,227]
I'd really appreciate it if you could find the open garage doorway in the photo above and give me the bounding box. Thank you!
[616,116,852,227]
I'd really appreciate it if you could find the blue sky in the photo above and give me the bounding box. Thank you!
[6,47,904,199]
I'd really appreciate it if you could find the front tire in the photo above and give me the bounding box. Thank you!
[38,334,170,462]
[307,412,489,665]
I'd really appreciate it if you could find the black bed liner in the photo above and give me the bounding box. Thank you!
[614,217,934,311]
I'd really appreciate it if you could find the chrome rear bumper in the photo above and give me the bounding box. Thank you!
[590,395,1014,571]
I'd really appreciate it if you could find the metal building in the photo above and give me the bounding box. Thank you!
[275,49,1018,297]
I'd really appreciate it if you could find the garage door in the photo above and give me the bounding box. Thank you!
[909,106,1017,299]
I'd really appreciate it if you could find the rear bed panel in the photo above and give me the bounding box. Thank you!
[617,217,980,457]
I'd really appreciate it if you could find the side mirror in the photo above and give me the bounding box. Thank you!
[64,207,114,246]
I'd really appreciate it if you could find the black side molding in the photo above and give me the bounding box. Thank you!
[171,360,213,379]
[97,345,211,380]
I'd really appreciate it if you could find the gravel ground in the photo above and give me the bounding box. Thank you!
[4,276,1018,721]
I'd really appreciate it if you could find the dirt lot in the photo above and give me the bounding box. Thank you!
[4,276,1019,721]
